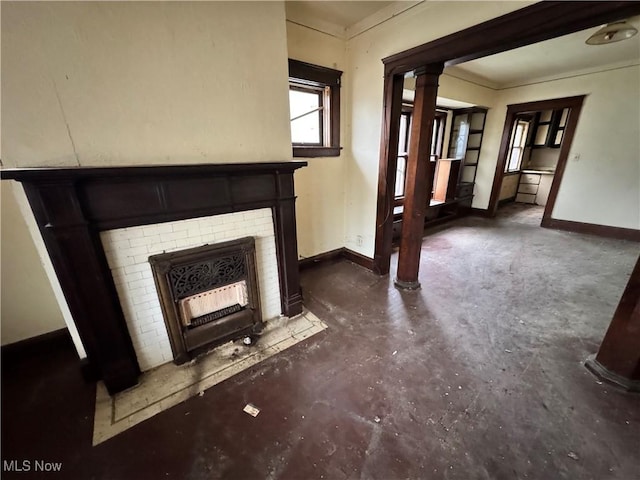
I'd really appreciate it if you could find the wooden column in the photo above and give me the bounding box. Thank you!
[395,63,443,290]
[373,73,404,275]
[585,254,640,391]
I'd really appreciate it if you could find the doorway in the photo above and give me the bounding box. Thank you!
[487,96,585,227]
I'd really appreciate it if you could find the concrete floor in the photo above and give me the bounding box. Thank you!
[2,206,639,479]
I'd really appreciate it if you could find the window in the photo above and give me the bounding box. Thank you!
[395,111,412,198]
[505,117,530,173]
[394,108,447,201]
[288,59,342,157]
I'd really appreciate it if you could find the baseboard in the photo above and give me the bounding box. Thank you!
[542,218,640,242]
[299,248,344,270]
[299,247,374,271]
[585,355,640,392]
[1,328,72,360]
[80,357,101,382]
[342,248,375,270]
[498,197,516,206]
[465,207,492,218]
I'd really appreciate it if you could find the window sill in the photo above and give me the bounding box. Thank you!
[293,146,341,158]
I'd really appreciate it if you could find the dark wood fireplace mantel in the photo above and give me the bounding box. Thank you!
[1,162,307,394]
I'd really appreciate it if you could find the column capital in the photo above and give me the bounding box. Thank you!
[413,62,445,77]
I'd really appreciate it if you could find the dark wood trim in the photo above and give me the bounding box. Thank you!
[488,96,585,219]
[299,247,375,272]
[542,218,640,242]
[342,248,375,271]
[396,64,444,289]
[289,59,342,157]
[292,146,341,158]
[288,59,341,87]
[382,2,640,75]
[0,162,305,181]
[299,248,344,270]
[465,207,492,218]
[79,357,100,382]
[541,99,583,225]
[3,162,307,394]
[373,73,404,275]
[498,197,516,206]
[1,328,71,360]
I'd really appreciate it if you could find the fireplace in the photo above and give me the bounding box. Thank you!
[1,162,307,394]
[149,237,262,364]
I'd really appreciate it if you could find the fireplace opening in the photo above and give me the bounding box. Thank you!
[149,236,263,364]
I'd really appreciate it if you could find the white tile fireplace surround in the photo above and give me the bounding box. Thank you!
[100,208,281,371]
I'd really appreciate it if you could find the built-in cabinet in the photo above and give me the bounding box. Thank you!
[447,107,488,190]
[531,108,568,149]
[516,171,553,206]
[391,106,488,239]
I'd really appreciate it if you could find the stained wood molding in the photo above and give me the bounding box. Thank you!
[299,248,375,272]
[542,218,640,242]
[1,328,71,360]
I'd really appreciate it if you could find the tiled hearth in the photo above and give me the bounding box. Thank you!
[93,309,327,445]
[100,208,281,371]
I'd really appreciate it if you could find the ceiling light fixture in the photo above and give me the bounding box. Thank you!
[586,20,638,45]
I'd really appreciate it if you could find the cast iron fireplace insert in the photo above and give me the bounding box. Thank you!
[149,236,263,364]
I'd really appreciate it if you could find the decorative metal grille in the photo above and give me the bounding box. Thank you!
[188,304,243,328]
[169,254,246,299]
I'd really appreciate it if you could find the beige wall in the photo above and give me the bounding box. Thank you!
[286,22,347,258]
[1,1,291,167]
[1,1,293,346]
[1,184,66,345]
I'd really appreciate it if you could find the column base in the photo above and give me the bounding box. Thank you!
[394,278,421,290]
[584,355,640,393]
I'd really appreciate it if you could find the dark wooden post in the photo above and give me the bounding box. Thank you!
[585,254,640,391]
[373,73,404,276]
[395,63,444,290]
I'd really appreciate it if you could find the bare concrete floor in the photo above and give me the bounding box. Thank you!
[2,207,639,479]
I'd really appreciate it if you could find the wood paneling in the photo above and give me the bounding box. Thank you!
[2,162,306,394]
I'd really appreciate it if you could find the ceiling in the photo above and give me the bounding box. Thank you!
[448,16,640,88]
[286,2,639,89]
[285,1,395,31]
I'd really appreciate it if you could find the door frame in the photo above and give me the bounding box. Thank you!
[487,95,585,225]
[373,1,640,275]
